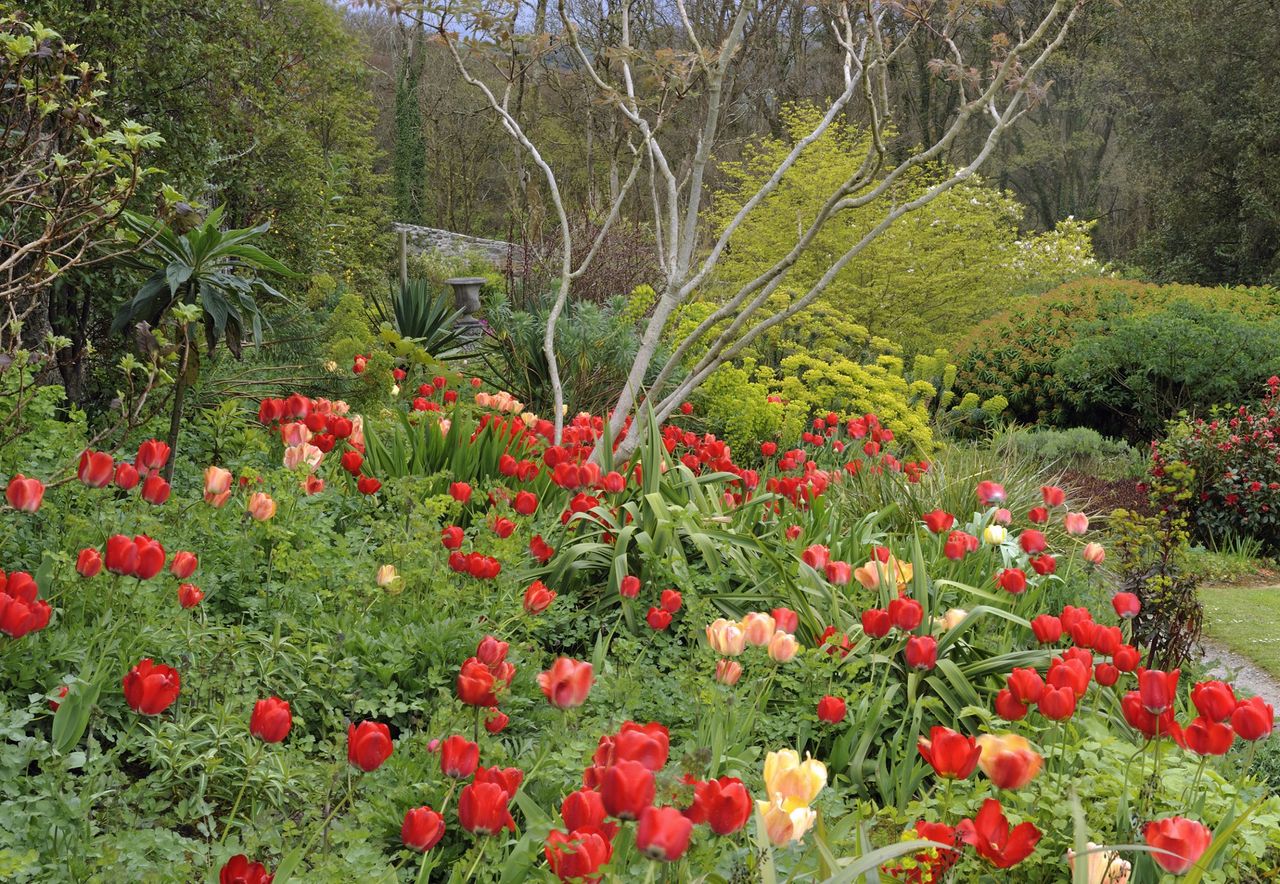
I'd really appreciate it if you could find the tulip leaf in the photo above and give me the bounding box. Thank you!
[269,847,305,883]
[822,838,949,884]
[51,679,100,755]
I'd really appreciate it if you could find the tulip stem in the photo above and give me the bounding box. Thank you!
[462,840,487,881]
[413,848,436,884]
[219,743,262,845]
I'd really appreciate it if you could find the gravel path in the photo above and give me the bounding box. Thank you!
[1199,638,1280,710]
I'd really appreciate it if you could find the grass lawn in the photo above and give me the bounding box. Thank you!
[1200,585,1280,679]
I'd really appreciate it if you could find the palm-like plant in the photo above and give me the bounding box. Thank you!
[112,206,292,478]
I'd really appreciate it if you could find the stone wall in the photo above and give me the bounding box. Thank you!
[393,223,510,266]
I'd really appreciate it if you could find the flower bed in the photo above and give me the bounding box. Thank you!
[1,370,1277,882]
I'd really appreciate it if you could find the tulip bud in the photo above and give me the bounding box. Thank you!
[714,659,742,685]
[1083,542,1106,565]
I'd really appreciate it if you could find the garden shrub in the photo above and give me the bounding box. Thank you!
[1157,378,1280,550]
[955,278,1280,439]
[1008,426,1145,479]
[706,104,1102,359]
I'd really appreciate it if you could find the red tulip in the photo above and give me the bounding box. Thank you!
[545,828,614,881]
[922,509,955,533]
[475,765,524,799]
[772,607,798,634]
[1003,670,1044,706]
[458,658,500,707]
[514,491,539,515]
[135,439,170,476]
[1232,696,1274,741]
[1122,691,1181,740]
[492,517,516,538]
[1029,554,1057,575]
[1191,680,1236,722]
[340,450,363,475]
[356,475,381,495]
[440,734,480,778]
[918,726,980,779]
[619,575,641,598]
[170,551,198,580]
[562,788,612,833]
[1094,663,1119,687]
[1184,716,1234,756]
[995,689,1028,721]
[449,481,472,503]
[523,580,557,614]
[684,776,752,835]
[0,572,51,639]
[122,659,181,715]
[458,781,515,834]
[105,534,139,575]
[601,759,655,820]
[659,589,682,614]
[825,560,852,585]
[530,534,555,562]
[996,568,1027,594]
[1027,506,1048,524]
[476,634,509,666]
[1037,685,1077,721]
[485,709,509,733]
[636,805,693,861]
[817,695,846,723]
[538,658,594,709]
[598,721,670,772]
[250,697,292,743]
[957,798,1041,868]
[1113,644,1140,672]
[761,441,778,457]
[1112,592,1140,619]
[1144,816,1212,874]
[115,462,140,490]
[1048,658,1090,698]
[602,470,626,493]
[402,806,445,852]
[1018,530,1047,555]
[5,474,44,512]
[1137,668,1180,714]
[76,548,102,578]
[904,635,937,670]
[800,544,829,569]
[888,596,923,631]
[177,583,203,609]
[441,525,464,549]
[1040,485,1065,507]
[78,450,115,488]
[646,607,673,630]
[219,854,272,884]
[976,481,1006,505]
[134,535,166,580]
[1030,615,1062,644]
[347,720,393,772]
[861,608,891,638]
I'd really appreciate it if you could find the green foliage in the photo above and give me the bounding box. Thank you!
[706,103,1101,358]
[1008,427,1146,480]
[112,208,292,357]
[392,36,427,226]
[955,278,1280,439]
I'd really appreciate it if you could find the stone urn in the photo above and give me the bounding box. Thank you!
[444,276,487,342]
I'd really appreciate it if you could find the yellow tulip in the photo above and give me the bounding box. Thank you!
[983,524,1008,545]
[1067,843,1131,884]
[763,750,826,804]
[706,618,747,656]
[939,608,968,631]
[975,733,1043,790]
[741,612,776,647]
[756,795,817,846]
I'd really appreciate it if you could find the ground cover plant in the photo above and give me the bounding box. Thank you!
[1,347,1277,882]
